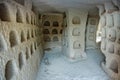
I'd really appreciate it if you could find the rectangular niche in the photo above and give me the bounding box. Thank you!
[89,26,95,33]
[89,18,96,25]
[72,28,80,36]
[44,36,51,42]
[73,41,81,49]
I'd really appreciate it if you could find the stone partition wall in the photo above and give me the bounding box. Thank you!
[62,9,88,61]
[42,13,63,51]
[0,0,43,80]
[97,1,120,80]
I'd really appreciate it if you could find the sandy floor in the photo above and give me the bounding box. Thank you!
[36,49,110,80]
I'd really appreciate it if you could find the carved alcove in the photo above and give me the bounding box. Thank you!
[52,29,58,34]
[44,21,50,26]
[73,41,81,49]
[27,30,30,40]
[113,13,120,27]
[21,31,25,42]
[107,43,114,53]
[0,3,11,21]
[106,14,113,27]
[107,29,116,42]
[31,29,34,38]
[101,28,106,38]
[44,36,51,42]
[43,29,50,34]
[109,60,118,73]
[100,16,106,27]
[89,18,96,25]
[9,31,19,47]
[60,29,63,34]
[5,60,18,80]
[26,47,30,59]
[89,26,95,33]
[16,9,23,23]
[53,21,59,27]
[88,35,94,41]
[31,44,34,55]
[72,28,80,36]
[19,52,26,69]
[26,13,29,24]
[72,16,80,24]
[53,36,59,42]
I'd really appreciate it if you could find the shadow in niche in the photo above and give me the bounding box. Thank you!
[16,9,23,23]
[9,31,19,47]
[0,3,11,21]
[5,60,18,80]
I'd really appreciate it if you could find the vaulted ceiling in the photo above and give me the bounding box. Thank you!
[32,0,111,13]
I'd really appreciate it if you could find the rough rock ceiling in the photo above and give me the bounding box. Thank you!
[32,0,111,13]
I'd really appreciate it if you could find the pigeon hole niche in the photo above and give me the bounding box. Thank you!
[16,9,23,23]
[21,31,26,42]
[72,16,80,24]
[72,28,80,36]
[5,60,18,80]
[9,31,19,47]
[0,3,11,21]
[53,36,59,42]
[44,21,50,26]
[73,41,81,49]
[43,29,50,34]
[53,21,59,27]
[19,52,26,69]
[44,36,51,42]
[52,29,58,34]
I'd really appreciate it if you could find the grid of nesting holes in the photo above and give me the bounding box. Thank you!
[43,21,63,42]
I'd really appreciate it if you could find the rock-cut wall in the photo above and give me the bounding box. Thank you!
[97,0,120,80]
[0,0,43,80]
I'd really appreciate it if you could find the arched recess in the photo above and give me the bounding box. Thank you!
[19,52,26,69]
[16,9,23,23]
[34,42,37,50]
[53,21,59,27]
[44,21,50,26]
[9,31,19,47]
[5,60,18,80]
[60,29,63,34]
[0,3,11,21]
[52,29,58,34]
[72,16,80,24]
[31,29,34,38]
[0,33,7,52]
[21,31,25,42]
[26,47,30,59]
[53,36,59,42]
[27,30,30,39]
[43,29,50,34]
[72,28,80,36]
[73,41,81,49]
[31,44,34,55]
[26,13,29,24]
[44,36,51,42]
[109,60,118,73]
